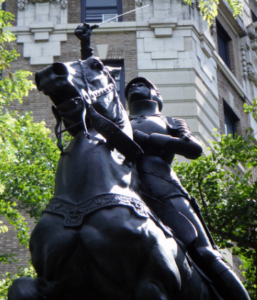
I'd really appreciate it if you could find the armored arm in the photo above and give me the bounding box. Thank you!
[74,23,99,60]
[134,118,203,160]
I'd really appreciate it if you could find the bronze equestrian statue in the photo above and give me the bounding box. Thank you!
[8,24,250,300]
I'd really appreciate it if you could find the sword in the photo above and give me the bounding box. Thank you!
[190,197,218,250]
[96,4,150,26]
[77,5,150,34]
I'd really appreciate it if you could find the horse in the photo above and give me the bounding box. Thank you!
[8,56,218,300]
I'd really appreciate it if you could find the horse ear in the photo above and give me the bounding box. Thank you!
[104,66,122,80]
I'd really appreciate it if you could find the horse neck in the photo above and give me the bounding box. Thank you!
[112,93,133,139]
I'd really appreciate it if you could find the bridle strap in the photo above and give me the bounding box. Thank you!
[52,105,64,153]
[52,60,118,152]
[90,83,115,99]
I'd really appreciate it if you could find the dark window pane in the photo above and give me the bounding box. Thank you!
[86,8,118,23]
[1,2,5,10]
[217,21,231,69]
[252,10,257,22]
[224,100,239,138]
[82,0,122,23]
[225,115,235,136]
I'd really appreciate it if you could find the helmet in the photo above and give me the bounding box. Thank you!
[125,77,163,111]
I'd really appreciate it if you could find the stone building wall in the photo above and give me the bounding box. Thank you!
[68,0,80,23]
[215,13,243,85]
[0,216,35,274]
[213,6,251,137]
[5,0,17,24]
[217,69,250,136]
[4,39,56,131]
[91,32,137,85]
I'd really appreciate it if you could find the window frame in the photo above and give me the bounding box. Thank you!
[103,59,125,107]
[217,20,231,69]
[223,100,239,138]
[251,9,257,22]
[81,0,122,23]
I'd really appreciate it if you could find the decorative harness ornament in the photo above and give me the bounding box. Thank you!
[52,62,116,153]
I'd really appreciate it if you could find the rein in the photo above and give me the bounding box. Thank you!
[53,60,118,153]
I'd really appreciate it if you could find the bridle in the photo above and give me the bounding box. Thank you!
[52,60,118,153]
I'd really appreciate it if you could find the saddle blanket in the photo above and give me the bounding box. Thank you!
[43,193,173,236]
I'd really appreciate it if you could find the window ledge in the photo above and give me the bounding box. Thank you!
[69,21,137,33]
[218,0,247,37]
[213,50,250,103]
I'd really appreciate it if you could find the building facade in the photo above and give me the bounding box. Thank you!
[2,0,257,274]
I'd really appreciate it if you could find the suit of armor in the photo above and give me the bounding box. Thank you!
[125,77,250,300]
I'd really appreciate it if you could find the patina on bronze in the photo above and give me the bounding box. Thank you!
[8,24,250,300]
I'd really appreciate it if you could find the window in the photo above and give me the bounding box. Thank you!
[81,0,122,24]
[251,10,257,22]
[103,60,125,107]
[217,21,231,69]
[1,2,5,10]
[224,100,239,138]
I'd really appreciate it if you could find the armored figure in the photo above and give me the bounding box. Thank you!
[125,77,250,300]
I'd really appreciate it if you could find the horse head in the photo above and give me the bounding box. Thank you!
[35,56,131,138]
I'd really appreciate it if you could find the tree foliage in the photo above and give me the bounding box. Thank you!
[244,99,257,121]
[183,0,242,26]
[174,130,257,299]
[0,3,58,299]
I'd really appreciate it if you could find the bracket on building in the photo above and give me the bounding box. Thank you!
[247,63,257,86]
[18,0,67,11]
[250,38,257,55]
[30,22,53,41]
[247,22,257,40]
[149,18,177,37]
[240,44,257,83]
[210,20,217,36]
[135,0,146,7]
[240,45,248,80]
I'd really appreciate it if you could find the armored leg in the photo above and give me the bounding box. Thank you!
[189,246,250,300]
[156,196,250,300]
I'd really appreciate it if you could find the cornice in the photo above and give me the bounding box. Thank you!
[7,22,138,35]
[217,0,247,37]
[18,0,67,11]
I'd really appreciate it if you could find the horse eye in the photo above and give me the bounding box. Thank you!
[92,60,104,71]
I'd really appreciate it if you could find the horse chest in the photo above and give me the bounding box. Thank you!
[54,133,137,202]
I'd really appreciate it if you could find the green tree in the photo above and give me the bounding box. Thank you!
[183,0,242,26]
[0,2,59,298]
[174,130,257,299]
